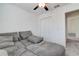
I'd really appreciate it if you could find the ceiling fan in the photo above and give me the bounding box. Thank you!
[33,3,48,11]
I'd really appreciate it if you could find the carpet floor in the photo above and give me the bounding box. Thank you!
[66,40,79,56]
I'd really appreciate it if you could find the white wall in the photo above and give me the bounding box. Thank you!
[0,5,3,31]
[39,4,79,47]
[0,4,40,36]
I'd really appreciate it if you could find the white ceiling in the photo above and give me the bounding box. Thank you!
[14,3,69,15]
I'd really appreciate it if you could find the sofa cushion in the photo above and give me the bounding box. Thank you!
[14,48,26,56]
[19,31,32,40]
[0,42,14,49]
[21,50,36,56]
[27,35,43,44]
[3,46,18,56]
[27,41,45,52]
[0,36,13,42]
[4,46,17,53]
[14,41,25,49]
[20,39,33,47]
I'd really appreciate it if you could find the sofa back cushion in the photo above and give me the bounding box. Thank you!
[0,32,19,42]
[12,33,19,42]
[0,41,14,49]
[19,31,32,40]
[0,36,15,49]
[0,36,13,42]
[27,35,43,44]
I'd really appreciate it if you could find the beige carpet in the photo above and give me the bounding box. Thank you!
[66,40,79,56]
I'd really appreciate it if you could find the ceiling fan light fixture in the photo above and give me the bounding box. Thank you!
[33,3,48,11]
[39,3,45,8]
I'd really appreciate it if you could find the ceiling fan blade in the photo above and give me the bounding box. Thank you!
[44,6,48,11]
[33,5,39,10]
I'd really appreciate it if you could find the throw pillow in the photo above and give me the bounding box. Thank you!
[19,31,32,40]
[27,35,43,44]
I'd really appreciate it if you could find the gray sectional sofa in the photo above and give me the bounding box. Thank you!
[0,31,65,56]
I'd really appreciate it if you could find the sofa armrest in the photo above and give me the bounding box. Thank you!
[0,49,8,56]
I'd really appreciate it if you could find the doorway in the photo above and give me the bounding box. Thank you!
[66,10,79,56]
